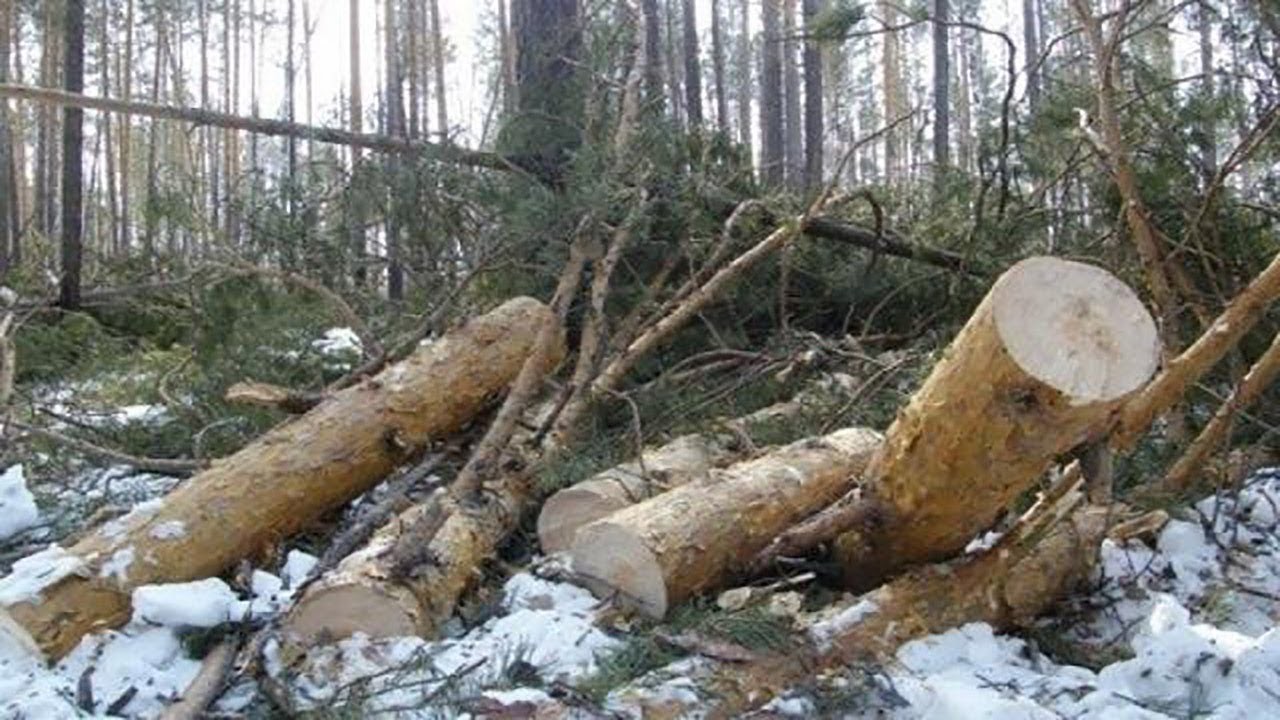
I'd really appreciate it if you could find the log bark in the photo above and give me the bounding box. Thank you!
[537,387,833,553]
[825,257,1158,589]
[0,297,561,660]
[570,427,883,619]
[609,497,1110,717]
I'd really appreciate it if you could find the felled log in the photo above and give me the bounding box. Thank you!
[537,388,830,553]
[609,487,1109,717]
[0,297,561,660]
[765,257,1157,589]
[569,427,883,618]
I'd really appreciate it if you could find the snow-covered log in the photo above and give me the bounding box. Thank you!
[825,257,1157,588]
[569,427,883,618]
[0,297,563,660]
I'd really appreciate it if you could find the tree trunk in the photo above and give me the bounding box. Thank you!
[802,0,824,190]
[538,391,827,553]
[932,0,950,171]
[349,0,365,285]
[98,0,118,258]
[880,0,903,181]
[641,0,664,110]
[120,0,134,254]
[407,0,421,138]
[1023,0,1040,111]
[782,0,803,190]
[612,501,1111,718]
[428,0,448,140]
[508,0,581,184]
[736,0,753,159]
[571,428,883,618]
[1198,1,1216,185]
[709,0,728,135]
[760,0,784,186]
[681,0,702,129]
[0,298,560,661]
[828,257,1158,588]
[383,0,405,300]
[60,0,86,309]
[0,0,12,276]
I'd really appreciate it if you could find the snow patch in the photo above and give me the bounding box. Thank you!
[132,578,241,628]
[100,546,136,582]
[0,465,40,542]
[0,545,88,605]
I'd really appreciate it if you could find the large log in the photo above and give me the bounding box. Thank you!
[569,427,883,618]
[609,491,1110,718]
[829,257,1158,588]
[0,297,562,660]
[537,388,832,554]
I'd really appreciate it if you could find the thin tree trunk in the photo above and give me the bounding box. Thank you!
[407,0,421,138]
[60,0,86,309]
[880,0,903,181]
[803,0,824,190]
[100,0,118,258]
[1023,0,1040,111]
[0,0,12,275]
[224,0,238,247]
[119,0,134,254]
[1198,1,1216,185]
[349,0,366,286]
[933,0,950,171]
[198,0,212,254]
[641,0,664,108]
[429,0,448,141]
[144,7,164,263]
[499,0,516,115]
[782,0,803,189]
[709,0,728,135]
[736,0,752,157]
[384,0,405,300]
[665,0,684,128]
[681,0,702,129]
[286,0,297,224]
[760,0,784,186]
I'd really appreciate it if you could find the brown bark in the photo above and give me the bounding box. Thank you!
[610,498,1110,717]
[1159,330,1280,495]
[681,0,702,128]
[0,298,559,661]
[538,391,827,553]
[570,428,883,618]
[757,258,1158,584]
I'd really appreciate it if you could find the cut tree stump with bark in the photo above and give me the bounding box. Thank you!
[821,257,1159,589]
[0,297,561,660]
[570,427,883,619]
[537,383,843,553]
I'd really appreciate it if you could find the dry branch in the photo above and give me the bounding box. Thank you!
[0,83,510,172]
[0,297,556,660]
[223,381,324,414]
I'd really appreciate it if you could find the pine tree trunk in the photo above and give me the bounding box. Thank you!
[383,0,405,300]
[664,0,684,128]
[429,0,448,141]
[99,0,118,257]
[1198,1,1216,184]
[802,0,824,190]
[880,0,902,181]
[349,0,366,286]
[736,0,752,158]
[932,0,950,171]
[681,0,702,128]
[498,0,516,115]
[119,0,134,254]
[407,0,421,138]
[760,0,784,186]
[830,258,1159,589]
[782,0,803,190]
[709,0,728,135]
[571,428,883,618]
[0,0,12,276]
[143,6,164,263]
[1023,0,1040,111]
[509,0,582,184]
[642,0,664,109]
[0,298,560,661]
[60,0,85,309]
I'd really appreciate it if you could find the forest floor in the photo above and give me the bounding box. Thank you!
[2,326,1279,719]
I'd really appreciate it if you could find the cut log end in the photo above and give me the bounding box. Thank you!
[285,584,419,643]
[994,257,1159,402]
[571,522,669,618]
[537,488,631,555]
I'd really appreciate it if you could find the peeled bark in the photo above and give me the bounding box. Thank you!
[828,257,1158,588]
[0,297,560,660]
[538,391,829,553]
[571,427,883,619]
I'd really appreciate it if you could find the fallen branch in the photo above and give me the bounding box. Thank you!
[224,381,325,414]
[5,419,207,476]
[158,638,240,720]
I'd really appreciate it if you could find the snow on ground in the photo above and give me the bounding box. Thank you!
[0,465,40,542]
[268,571,621,716]
[1,466,1277,718]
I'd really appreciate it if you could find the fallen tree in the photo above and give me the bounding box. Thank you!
[569,427,883,618]
[537,380,849,553]
[608,471,1111,717]
[754,257,1160,588]
[0,297,562,660]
